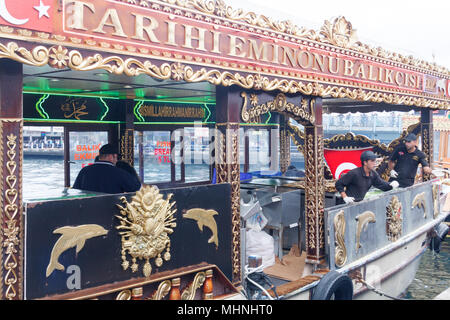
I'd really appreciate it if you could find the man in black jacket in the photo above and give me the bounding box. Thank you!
[73,144,141,194]
[388,133,432,188]
[335,150,399,204]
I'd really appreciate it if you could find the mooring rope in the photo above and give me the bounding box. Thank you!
[356,276,407,300]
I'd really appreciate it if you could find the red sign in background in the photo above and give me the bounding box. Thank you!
[0,0,53,32]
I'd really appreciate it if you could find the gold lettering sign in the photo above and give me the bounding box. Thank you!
[138,104,205,119]
[61,98,89,120]
[63,1,423,92]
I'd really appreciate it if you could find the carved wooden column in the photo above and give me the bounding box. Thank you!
[0,59,23,299]
[215,86,241,285]
[279,116,291,174]
[420,109,433,181]
[119,100,135,166]
[303,97,325,265]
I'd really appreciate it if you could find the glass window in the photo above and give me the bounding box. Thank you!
[289,120,305,172]
[239,128,245,173]
[248,129,270,172]
[434,131,440,161]
[23,126,65,199]
[69,131,108,185]
[136,131,171,183]
[184,126,211,182]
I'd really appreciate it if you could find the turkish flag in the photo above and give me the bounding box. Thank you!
[324,147,373,179]
[0,0,53,32]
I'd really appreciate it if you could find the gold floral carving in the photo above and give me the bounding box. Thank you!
[214,124,241,283]
[0,41,447,109]
[214,127,227,184]
[386,196,403,242]
[324,132,387,152]
[279,125,291,173]
[0,42,48,67]
[422,127,431,182]
[115,185,177,277]
[181,271,206,300]
[150,280,172,300]
[230,129,241,282]
[116,289,132,300]
[304,130,325,261]
[432,184,439,219]
[120,129,134,165]
[3,132,20,300]
[320,17,359,49]
[240,92,315,124]
[334,210,347,267]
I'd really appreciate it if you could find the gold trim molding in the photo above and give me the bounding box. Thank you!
[241,92,315,125]
[0,41,447,110]
[3,132,20,299]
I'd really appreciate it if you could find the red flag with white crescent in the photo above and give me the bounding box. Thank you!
[0,0,53,32]
[324,147,373,180]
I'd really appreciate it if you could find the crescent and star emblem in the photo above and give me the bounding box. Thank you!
[0,0,50,25]
[335,162,358,179]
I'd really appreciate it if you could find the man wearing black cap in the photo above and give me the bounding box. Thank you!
[335,150,399,204]
[73,143,141,194]
[388,133,432,188]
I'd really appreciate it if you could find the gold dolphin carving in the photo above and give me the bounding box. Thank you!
[46,224,108,277]
[355,211,376,253]
[183,208,219,249]
[412,192,427,218]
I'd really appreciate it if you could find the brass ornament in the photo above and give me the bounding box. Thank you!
[355,211,376,253]
[3,132,20,300]
[215,124,241,282]
[0,40,447,109]
[240,91,315,125]
[304,130,326,260]
[183,208,219,249]
[432,184,439,219]
[181,271,206,300]
[320,16,359,49]
[116,289,132,300]
[334,210,347,267]
[150,280,172,300]
[46,224,108,277]
[411,192,427,218]
[115,185,177,277]
[386,196,403,242]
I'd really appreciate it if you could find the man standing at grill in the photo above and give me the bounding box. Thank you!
[73,143,141,194]
[336,150,399,204]
[388,133,432,188]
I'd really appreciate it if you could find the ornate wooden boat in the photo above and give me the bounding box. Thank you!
[0,0,448,300]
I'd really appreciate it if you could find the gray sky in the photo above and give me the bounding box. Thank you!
[225,0,450,70]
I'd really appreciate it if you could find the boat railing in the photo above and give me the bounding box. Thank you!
[325,180,442,271]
